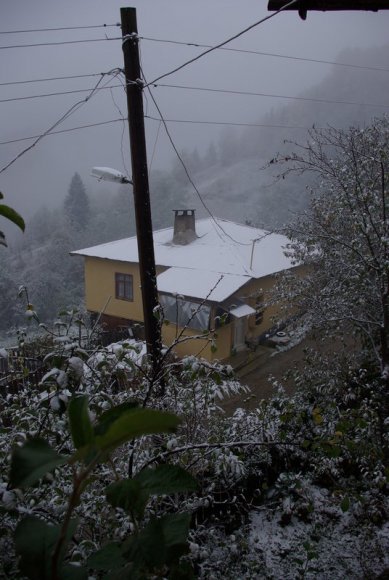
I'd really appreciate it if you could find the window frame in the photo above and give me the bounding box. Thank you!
[115,272,134,302]
[159,293,211,331]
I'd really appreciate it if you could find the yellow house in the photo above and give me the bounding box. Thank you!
[71,210,296,361]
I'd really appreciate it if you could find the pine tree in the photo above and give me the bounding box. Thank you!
[205,141,218,167]
[64,173,89,229]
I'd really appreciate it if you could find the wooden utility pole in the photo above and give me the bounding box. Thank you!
[120,7,162,379]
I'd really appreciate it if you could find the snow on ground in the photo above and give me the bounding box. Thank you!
[270,317,310,357]
[248,482,389,579]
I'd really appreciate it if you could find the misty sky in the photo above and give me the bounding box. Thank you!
[1,0,389,223]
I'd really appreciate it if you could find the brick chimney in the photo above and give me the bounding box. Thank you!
[172,209,197,245]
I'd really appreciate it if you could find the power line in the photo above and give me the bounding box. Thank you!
[144,115,312,130]
[0,68,122,175]
[0,72,107,87]
[0,36,121,50]
[0,115,316,147]
[0,24,120,34]
[107,75,131,178]
[4,79,388,110]
[2,102,375,148]
[153,82,389,110]
[0,83,124,103]
[142,68,227,239]
[142,65,271,254]
[141,36,389,75]
[1,42,384,92]
[149,120,162,173]
[2,24,385,74]
[0,118,126,145]
[145,0,298,87]
[142,70,252,248]
[0,114,318,146]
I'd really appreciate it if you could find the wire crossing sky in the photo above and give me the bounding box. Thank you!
[1,0,388,221]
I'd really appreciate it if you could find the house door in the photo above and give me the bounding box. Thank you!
[233,318,246,351]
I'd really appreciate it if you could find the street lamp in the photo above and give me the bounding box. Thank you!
[91,165,162,381]
[91,166,132,185]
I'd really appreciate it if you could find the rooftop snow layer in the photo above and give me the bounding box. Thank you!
[71,218,294,284]
[157,268,249,302]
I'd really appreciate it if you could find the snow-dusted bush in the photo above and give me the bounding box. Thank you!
[187,350,389,579]
[0,322,255,577]
[1,313,388,578]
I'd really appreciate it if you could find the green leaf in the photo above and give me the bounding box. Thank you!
[135,464,197,496]
[162,512,191,554]
[87,543,126,571]
[103,565,135,580]
[169,560,196,580]
[60,565,88,580]
[322,443,341,458]
[123,513,191,571]
[94,401,140,437]
[94,408,181,453]
[68,396,94,450]
[336,419,351,433]
[106,479,149,520]
[10,439,67,489]
[0,203,25,232]
[312,408,323,425]
[15,516,78,579]
[313,414,323,425]
[340,495,350,513]
[211,372,222,386]
[123,519,166,569]
[294,558,304,565]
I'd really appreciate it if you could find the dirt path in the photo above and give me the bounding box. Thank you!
[222,332,355,414]
[222,341,306,414]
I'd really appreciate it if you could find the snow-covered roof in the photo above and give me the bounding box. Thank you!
[157,267,248,303]
[71,217,294,301]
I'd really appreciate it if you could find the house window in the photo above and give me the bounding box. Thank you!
[115,273,133,301]
[159,294,211,331]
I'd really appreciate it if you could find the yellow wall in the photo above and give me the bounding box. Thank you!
[84,257,167,322]
[238,265,306,341]
[84,257,142,321]
[159,272,284,361]
[241,274,278,339]
[82,257,301,361]
[161,318,232,361]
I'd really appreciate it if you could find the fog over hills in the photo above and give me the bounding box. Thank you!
[170,43,389,228]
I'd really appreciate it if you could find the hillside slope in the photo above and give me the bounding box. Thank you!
[170,43,389,228]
